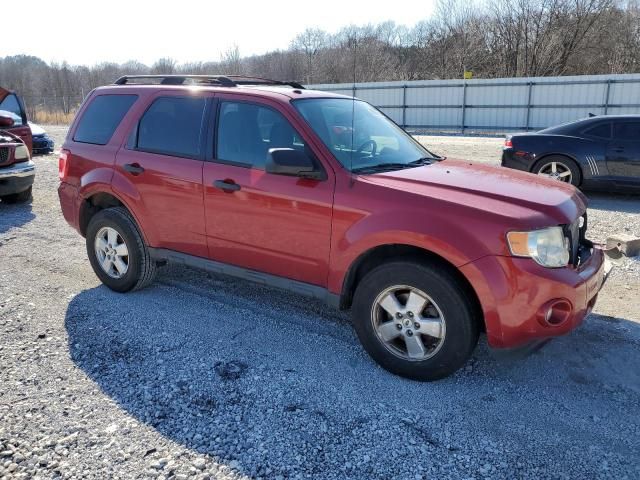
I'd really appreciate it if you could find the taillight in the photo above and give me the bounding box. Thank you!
[504,137,513,148]
[58,149,70,180]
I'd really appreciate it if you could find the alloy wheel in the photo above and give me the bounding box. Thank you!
[94,226,129,279]
[370,285,446,361]
[537,161,572,183]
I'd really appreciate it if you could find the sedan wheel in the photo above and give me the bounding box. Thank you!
[537,161,573,183]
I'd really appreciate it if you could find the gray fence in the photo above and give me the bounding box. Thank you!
[309,73,640,134]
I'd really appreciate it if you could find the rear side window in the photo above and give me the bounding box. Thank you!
[74,94,137,145]
[136,96,206,158]
[583,123,611,139]
[613,122,640,141]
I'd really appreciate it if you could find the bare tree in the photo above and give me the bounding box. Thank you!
[1,0,637,122]
[291,29,328,84]
[151,58,177,74]
[220,45,242,75]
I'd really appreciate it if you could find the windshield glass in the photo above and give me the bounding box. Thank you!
[293,98,435,172]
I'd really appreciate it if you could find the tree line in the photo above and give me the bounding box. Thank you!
[1,0,638,123]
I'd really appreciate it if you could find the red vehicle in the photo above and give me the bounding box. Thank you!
[0,87,33,154]
[58,75,610,380]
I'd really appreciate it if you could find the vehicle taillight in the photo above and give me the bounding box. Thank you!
[504,138,513,148]
[58,149,70,180]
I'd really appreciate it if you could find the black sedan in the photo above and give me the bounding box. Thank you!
[28,122,54,155]
[502,115,640,192]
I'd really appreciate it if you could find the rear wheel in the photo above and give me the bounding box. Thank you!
[352,260,479,381]
[533,156,581,186]
[1,186,32,204]
[86,207,157,292]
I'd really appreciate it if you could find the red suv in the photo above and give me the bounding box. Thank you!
[58,75,610,380]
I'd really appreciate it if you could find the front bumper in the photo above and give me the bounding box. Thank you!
[461,245,609,348]
[32,136,54,154]
[0,160,35,196]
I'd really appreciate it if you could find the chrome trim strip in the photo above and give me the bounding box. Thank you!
[586,156,599,176]
[0,160,36,179]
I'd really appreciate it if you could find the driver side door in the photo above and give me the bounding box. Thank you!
[202,95,335,286]
[606,121,640,187]
[0,90,32,154]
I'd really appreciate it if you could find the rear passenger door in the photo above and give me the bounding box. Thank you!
[202,95,335,287]
[606,121,640,185]
[115,92,211,258]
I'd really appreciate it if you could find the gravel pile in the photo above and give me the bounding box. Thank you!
[0,128,638,479]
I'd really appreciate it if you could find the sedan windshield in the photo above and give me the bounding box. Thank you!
[293,98,437,172]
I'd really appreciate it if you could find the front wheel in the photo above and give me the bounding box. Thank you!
[86,207,157,292]
[352,261,479,381]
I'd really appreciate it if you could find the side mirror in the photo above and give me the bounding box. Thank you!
[265,148,323,180]
[0,114,15,128]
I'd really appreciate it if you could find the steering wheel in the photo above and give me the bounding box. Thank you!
[356,139,377,157]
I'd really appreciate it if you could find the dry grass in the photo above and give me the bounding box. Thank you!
[32,110,76,125]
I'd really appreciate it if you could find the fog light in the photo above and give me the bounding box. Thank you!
[538,299,572,327]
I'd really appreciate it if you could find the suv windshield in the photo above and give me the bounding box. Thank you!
[293,98,436,173]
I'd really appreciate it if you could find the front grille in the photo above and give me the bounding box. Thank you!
[0,147,8,164]
[565,213,591,267]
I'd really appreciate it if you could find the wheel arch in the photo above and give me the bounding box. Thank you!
[78,190,148,245]
[338,243,485,332]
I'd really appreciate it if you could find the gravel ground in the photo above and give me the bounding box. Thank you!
[0,127,638,479]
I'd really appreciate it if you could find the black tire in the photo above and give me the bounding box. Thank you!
[533,155,582,187]
[86,207,157,292]
[352,260,480,381]
[1,186,33,204]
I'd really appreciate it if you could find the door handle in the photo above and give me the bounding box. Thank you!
[213,179,241,192]
[123,163,145,175]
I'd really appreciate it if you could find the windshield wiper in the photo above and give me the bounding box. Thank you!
[408,157,436,166]
[351,162,415,174]
[352,158,437,174]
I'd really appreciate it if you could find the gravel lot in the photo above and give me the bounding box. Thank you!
[0,127,638,479]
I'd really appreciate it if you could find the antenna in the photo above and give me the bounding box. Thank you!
[349,35,357,183]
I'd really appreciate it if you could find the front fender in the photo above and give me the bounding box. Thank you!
[327,207,497,294]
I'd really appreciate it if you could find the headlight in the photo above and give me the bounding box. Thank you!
[507,226,570,268]
[14,144,30,161]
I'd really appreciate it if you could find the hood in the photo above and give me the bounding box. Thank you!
[28,122,46,136]
[359,159,586,227]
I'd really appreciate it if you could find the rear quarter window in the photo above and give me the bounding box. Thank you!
[74,94,138,145]
[583,123,611,139]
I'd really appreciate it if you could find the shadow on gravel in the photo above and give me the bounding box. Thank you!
[64,270,640,478]
[586,192,640,214]
[0,201,35,236]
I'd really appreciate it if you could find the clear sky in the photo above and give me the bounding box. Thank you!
[6,0,436,66]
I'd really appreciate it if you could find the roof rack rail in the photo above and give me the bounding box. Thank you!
[113,75,305,89]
